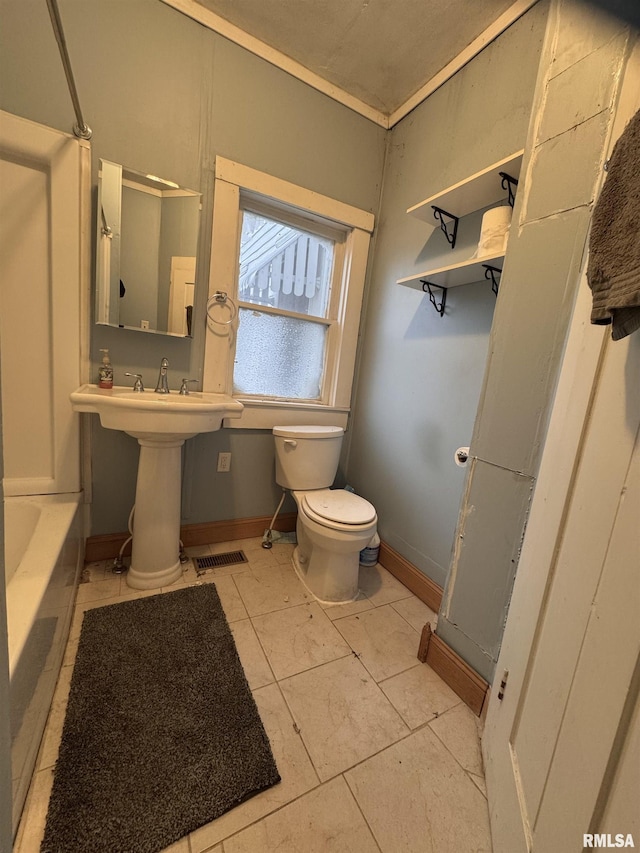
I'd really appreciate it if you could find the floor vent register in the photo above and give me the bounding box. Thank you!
[195,551,248,574]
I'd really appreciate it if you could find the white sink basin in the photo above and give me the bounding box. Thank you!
[70,383,243,440]
[70,383,243,591]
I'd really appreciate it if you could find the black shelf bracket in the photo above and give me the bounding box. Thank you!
[421,280,447,316]
[483,264,502,297]
[432,206,459,249]
[499,172,519,208]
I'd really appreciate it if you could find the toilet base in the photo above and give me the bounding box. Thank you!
[292,544,360,605]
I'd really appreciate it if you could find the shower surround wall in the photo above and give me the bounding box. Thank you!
[0,111,88,836]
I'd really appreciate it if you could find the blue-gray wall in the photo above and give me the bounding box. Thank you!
[1,0,630,689]
[437,2,632,680]
[0,0,386,535]
[119,186,161,329]
[345,3,548,588]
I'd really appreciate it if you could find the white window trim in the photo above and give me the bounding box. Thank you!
[203,157,374,429]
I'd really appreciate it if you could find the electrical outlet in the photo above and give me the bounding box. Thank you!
[217,452,231,472]
[140,320,149,330]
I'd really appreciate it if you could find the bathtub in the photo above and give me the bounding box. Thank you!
[5,493,83,834]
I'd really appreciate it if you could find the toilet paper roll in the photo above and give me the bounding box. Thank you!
[481,205,512,230]
[454,447,470,467]
[476,205,512,258]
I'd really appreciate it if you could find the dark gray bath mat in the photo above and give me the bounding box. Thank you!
[41,584,280,853]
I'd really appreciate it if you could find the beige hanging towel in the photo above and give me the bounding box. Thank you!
[587,107,640,341]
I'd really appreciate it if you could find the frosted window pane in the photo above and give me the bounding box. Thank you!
[233,309,327,399]
[239,210,334,318]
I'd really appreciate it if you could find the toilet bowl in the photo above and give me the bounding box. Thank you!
[273,426,378,603]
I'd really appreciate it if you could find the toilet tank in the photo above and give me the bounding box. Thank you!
[273,425,344,490]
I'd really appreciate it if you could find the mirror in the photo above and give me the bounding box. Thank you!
[96,159,201,337]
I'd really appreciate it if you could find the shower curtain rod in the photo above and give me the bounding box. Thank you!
[46,0,92,140]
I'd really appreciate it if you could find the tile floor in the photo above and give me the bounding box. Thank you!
[14,538,493,853]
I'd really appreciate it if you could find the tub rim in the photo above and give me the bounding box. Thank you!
[5,492,81,677]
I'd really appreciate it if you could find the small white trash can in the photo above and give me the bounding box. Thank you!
[359,531,380,567]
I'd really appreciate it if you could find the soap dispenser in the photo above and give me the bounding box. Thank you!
[98,349,114,389]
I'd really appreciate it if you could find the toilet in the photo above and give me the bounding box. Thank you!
[273,425,377,603]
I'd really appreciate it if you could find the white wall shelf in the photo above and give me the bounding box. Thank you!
[406,150,524,222]
[397,150,523,307]
[397,252,505,291]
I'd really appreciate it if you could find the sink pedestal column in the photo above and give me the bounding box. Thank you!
[127,437,184,590]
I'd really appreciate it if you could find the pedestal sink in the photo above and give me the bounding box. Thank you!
[70,384,243,589]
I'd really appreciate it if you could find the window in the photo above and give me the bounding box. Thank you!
[204,158,374,429]
[234,205,340,400]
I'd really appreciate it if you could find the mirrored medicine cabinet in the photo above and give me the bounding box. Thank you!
[96,159,201,337]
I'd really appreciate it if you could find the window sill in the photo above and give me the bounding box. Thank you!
[223,399,349,430]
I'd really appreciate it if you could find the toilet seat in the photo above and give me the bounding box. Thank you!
[300,489,376,531]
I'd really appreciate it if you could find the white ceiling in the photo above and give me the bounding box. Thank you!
[165,0,537,126]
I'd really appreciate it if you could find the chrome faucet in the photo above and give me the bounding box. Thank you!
[179,378,198,395]
[154,357,170,393]
[125,372,144,392]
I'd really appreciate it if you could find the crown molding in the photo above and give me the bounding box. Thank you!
[161,0,539,130]
[388,0,539,127]
[160,0,389,127]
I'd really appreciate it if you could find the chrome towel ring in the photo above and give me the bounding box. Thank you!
[206,291,238,326]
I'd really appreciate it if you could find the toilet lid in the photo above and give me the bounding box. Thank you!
[302,489,376,526]
[273,425,344,439]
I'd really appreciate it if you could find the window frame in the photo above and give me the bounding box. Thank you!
[203,157,374,429]
[235,200,343,403]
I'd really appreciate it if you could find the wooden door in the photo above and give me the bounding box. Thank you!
[168,255,196,335]
[484,43,640,852]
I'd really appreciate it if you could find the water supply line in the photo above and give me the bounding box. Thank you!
[112,505,136,573]
[112,504,190,572]
[46,0,92,140]
[262,489,288,549]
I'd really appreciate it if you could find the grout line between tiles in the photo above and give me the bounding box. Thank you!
[388,597,438,633]
[13,767,51,853]
[467,771,488,800]
[269,648,358,685]
[426,704,488,793]
[358,654,423,686]
[241,613,278,687]
[210,768,393,853]
[315,690,482,792]
[271,679,322,787]
[227,572,248,621]
[196,683,326,851]
[22,543,465,852]
[208,781,318,853]
[342,772,384,853]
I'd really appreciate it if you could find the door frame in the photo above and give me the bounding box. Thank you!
[483,39,640,851]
